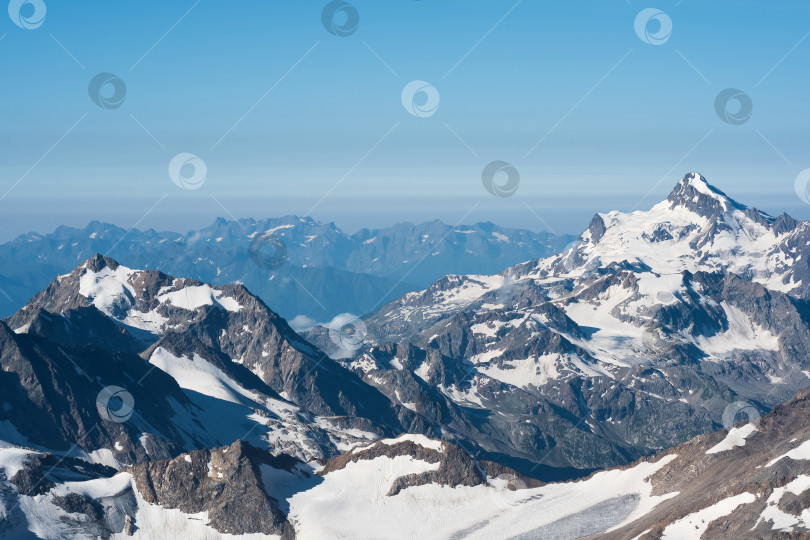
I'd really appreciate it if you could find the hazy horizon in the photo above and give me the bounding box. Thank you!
[1,1,809,243]
[2,184,809,243]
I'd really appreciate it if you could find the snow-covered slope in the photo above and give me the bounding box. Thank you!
[287,435,675,540]
[0,433,668,539]
[7,384,810,539]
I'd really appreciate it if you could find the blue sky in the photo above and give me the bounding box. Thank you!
[1,0,809,241]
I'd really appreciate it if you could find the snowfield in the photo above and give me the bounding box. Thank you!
[156,283,243,313]
[0,442,679,540]
[285,453,678,540]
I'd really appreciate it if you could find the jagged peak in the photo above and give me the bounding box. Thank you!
[82,253,121,273]
[772,213,800,235]
[585,214,607,243]
[679,173,725,196]
[680,172,717,193]
[84,220,117,231]
[570,173,795,255]
[664,173,746,218]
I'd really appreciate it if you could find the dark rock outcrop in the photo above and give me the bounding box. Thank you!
[127,440,298,538]
[52,492,104,520]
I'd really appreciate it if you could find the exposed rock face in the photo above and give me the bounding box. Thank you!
[127,440,297,538]
[23,305,142,352]
[9,454,56,496]
[341,340,619,479]
[587,214,607,243]
[592,385,810,538]
[52,492,104,520]
[665,172,746,219]
[772,213,799,235]
[0,254,413,465]
[0,299,391,464]
[0,318,185,463]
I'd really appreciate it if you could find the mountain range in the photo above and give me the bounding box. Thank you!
[1,173,809,538]
[0,217,574,324]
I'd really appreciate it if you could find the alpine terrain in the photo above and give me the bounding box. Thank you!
[336,173,810,475]
[0,174,809,538]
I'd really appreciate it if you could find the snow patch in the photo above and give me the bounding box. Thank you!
[379,434,444,452]
[766,440,810,468]
[157,284,242,313]
[706,423,757,455]
[661,492,756,539]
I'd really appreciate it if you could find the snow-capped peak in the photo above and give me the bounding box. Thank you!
[75,255,244,319]
[552,172,800,292]
[682,172,713,192]
[11,254,250,339]
[676,172,723,197]
[664,172,744,219]
[375,174,808,336]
